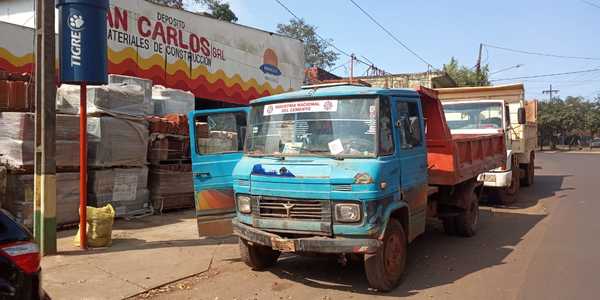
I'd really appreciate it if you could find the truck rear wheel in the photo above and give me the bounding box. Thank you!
[521,153,535,187]
[442,217,457,235]
[455,198,479,237]
[364,219,406,292]
[238,238,280,270]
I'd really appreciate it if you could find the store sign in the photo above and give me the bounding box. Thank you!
[0,0,305,104]
[56,0,109,85]
[264,100,338,116]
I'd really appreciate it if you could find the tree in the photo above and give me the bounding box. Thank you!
[537,96,600,150]
[149,0,184,9]
[152,0,238,22]
[443,57,490,87]
[277,19,339,69]
[196,0,238,22]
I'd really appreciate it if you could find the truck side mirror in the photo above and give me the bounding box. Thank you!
[518,107,526,124]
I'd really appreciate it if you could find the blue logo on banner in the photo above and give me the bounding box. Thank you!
[260,64,282,76]
[260,48,282,77]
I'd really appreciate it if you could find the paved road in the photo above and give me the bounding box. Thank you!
[143,152,599,300]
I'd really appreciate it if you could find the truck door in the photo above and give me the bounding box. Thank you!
[189,107,249,237]
[394,98,428,241]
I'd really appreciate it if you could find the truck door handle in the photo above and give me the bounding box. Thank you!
[194,172,211,178]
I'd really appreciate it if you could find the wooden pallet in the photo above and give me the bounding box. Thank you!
[152,193,195,213]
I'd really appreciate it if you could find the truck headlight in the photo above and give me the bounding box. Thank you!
[237,195,252,214]
[335,203,361,223]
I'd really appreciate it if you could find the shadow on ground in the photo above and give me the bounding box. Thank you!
[260,174,570,296]
[264,208,545,297]
[481,174,572,209]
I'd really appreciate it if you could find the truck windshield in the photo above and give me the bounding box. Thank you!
[246,98,378,157]
[443,102,503,130]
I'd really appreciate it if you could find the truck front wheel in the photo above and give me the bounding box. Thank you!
[238,238,280,270]
[499,160,520,205]
[364,219,407,292]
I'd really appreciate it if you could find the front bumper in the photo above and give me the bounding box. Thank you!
[232,219,381,254]
[477,169,512,188]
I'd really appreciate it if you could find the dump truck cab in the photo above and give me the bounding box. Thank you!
[232,84,428,248]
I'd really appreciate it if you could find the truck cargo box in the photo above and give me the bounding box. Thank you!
[418,87,506,186]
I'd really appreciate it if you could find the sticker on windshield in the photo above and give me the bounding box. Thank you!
[328,139,344,155]
[264,100,338,116]
[282,142,303,154]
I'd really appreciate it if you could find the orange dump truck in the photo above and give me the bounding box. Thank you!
[417,86,506,237]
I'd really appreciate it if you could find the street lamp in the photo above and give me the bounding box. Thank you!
[490,64,524,76]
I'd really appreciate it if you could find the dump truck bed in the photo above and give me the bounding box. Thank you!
[418,87,506,186]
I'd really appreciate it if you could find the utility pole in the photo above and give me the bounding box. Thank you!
[33,0,57,255]
[349,54,355,83]
[476,43,483,84]
[542,84,559,101]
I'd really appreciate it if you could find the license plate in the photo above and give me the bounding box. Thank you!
[481,174,496,182]
[271,237,295,252]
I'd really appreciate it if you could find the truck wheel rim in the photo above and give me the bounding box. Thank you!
[384,234,403,274]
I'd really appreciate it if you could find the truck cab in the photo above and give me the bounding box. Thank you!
[188,83,505,291]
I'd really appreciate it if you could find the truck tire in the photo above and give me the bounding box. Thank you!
[499,161,520,205]
[364,219,407,292]
[454,189,479,237]
[238,238,280,270]
[521,153,535,187]
[442,217,457,236]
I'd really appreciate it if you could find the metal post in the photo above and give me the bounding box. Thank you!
[349,54,355,83]
[34,0,57,255]
[79,82,88,249]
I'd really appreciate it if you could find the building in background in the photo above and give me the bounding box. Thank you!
[354,71,457,89]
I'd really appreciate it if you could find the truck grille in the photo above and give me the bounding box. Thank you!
[258,197,329,221]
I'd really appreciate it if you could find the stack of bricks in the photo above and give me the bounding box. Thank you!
[0,71,80,227]
[146,114,195,212]
[0,71,34,113]
[146,114,191,163]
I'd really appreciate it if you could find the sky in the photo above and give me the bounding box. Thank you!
[186,0,600,100]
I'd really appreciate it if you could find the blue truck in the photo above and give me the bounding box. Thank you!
[189,83,506,291]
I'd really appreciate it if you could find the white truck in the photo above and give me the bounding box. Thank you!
[435,84,538,203]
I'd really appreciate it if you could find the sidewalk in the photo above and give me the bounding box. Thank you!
[41,210,237,300]
[540,149,600,154]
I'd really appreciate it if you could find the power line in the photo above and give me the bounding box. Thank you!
[274,0,352,57]
[491,67,600,82]
[274,0,390,75]
[581,0,600,9]
[484,43,600,61]
[347,0,439,71]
